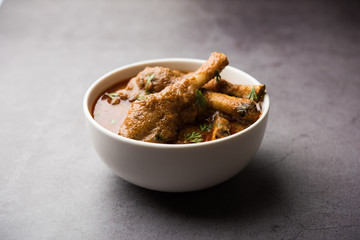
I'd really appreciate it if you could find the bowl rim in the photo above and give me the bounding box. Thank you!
[83,58,270,149]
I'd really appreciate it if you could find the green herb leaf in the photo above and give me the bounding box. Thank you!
[184,132,203,143]
[155,134,163,141]
[145,73,155,94]
[105,92,119,100]
[247,87,257,101]
[110,119,117,125]
[200,123,213,132]
[195,90,207,108]
[137,95,146,101]
[215,70,221,83]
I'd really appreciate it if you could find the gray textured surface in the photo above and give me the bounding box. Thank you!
[1,0,360,239]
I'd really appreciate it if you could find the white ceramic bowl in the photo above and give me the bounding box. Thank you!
[83,58,270,192]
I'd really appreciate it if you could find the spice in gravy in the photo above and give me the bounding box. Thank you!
[92,80,131,134]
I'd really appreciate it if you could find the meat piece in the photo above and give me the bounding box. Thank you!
[119,52,229,143]
[230,121,251,134]
[113,66,185,102]
[203,90,260,123]
[203,78,266,102]
[175,125,203,144]
[211,114,231,140]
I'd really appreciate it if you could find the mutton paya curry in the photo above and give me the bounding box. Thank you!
[93,52,266,144]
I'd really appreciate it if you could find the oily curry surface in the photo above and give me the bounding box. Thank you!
[92,52,265,144]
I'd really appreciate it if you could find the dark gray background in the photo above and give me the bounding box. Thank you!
[1,0,359,239]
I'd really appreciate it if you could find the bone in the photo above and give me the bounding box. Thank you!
[203,90,260,123]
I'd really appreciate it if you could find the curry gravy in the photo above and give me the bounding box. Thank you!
[92,80,131,134]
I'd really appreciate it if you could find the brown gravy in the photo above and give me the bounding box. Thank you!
[92,80,131,134]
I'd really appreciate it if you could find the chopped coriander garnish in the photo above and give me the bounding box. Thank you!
[200,123,213,132]
[195,90,207,108]
[145,73,155,94]
[105,92,119,100]
[155,134,163,141]
[110,119,117,125]
[184,132,203,143]
[247,86,257,101]
[217,124,222,127]
[215,70,221,83]
[137,95,146,101]
[94,113,100,117]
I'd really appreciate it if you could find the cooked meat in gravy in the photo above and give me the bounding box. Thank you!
[203,78,265,103]
[114,66,186,102]
[92,52,266,144]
